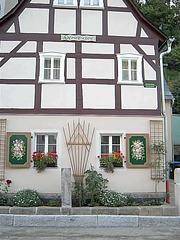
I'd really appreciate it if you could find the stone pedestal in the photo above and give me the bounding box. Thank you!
[61,168,72,211]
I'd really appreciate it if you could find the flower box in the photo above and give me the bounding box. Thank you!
[98,151,125,173]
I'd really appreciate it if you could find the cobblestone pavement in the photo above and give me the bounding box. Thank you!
[0,226,180,240]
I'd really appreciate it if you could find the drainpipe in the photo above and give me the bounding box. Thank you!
[159,37,175,204]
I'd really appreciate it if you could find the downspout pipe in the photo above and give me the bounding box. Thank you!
[159,37,175,204]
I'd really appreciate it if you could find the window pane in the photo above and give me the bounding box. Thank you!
[53,69,60,79]
[131,60,137,70]
[36,145,45,152]
[58,0,64,3]
[101,145,109,155]
[44,58,51,68]
[67,0,73,4]
[93,0,99,5]
[122,60,128,69]
[48,145,56,152]
[101,136,109,144]
[84,0,90,5]
[37,135,45,144]
[54,58,60,68]
[112,145,120,153]
[122,70,129,80]
[112,136,120,144]
[48,135,56,144]
[44,69,51,79]
[131,70,137,81]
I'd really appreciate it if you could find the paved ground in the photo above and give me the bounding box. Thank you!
[0,226,180,240]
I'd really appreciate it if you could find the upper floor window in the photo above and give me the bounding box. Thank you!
[39,53,65,83]
[117,54,143,85]
[80,0,104,8]
[53,0,78,7]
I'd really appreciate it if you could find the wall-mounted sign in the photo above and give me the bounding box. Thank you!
[144,83,157,88]
[6,133,31,168]
[126,134,150,168]
[61,34,96,42]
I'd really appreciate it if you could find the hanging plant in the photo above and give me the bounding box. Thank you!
[32,151,58,173]
[98,150,125,173]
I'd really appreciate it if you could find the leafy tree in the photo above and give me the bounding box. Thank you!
[134,0,180,113]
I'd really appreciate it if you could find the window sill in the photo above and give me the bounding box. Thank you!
[117,81,143,85]
[80,5,104,10]
[38,80,65,84]
[53,4,78,8]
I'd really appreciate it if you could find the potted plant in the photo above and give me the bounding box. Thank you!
[32,151,58,173]
[98,150,125,173]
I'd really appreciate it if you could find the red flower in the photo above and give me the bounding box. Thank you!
[97,156,100,158]
[6,179,12,185]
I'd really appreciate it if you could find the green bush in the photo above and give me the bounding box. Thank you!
[48,200,60,207]
[85,166,108,206]
[0,193,8,206]
[99,190,129,207]
[8,189,42,207]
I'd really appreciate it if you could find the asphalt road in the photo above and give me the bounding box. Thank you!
[0,226,180,240]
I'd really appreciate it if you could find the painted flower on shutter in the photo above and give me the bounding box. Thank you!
[131,139,145,160]
[11,139,26,161]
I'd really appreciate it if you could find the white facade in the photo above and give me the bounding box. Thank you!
[0,0,167,198]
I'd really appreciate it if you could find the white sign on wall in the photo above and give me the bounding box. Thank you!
[61,35,96,42]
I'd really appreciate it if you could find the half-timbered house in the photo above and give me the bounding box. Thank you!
[0,0,168,198]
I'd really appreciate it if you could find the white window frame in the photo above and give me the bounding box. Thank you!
[117,54,143,85]
[53,0,78,8]
[96,130,126,167]
[32,130,61,169]
[34,133,57,154]
[39,52,65,84]
[0,0,5,18]
[80,0,104,9]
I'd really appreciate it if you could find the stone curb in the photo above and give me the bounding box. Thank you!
[0,214,180,227]
[0,205,178,216]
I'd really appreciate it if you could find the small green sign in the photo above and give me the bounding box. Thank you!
[144,83,156,88]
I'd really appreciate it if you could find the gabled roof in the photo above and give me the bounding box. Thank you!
[0,0,167,45]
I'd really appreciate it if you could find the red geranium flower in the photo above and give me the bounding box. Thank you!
[6,179,12,185]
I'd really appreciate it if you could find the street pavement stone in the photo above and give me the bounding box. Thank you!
[0,226,180,240]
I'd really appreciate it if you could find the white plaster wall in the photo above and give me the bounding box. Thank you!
[0,58,36,79]
[141,28,149,38]
[41,84,76,108]
[0,85,35,109]
[81,10,102,35]
[82,43,114,54]
[144,60,157,80]
[139,45,155,55]
[54,9,76,34]
[19,8,49,33]
[121,85,158,109]
[7,24,15,33]
[0,41,20,53]
[83,84,115,109]
[17,42,37,53]
[82,59,114,79]
[108,12,137,36]
[67,58,75,79]
[120,44,139,54]
[43,42,75,53]
[1,114,165,194]
[107,0,127,7]
[30,0,50,3]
